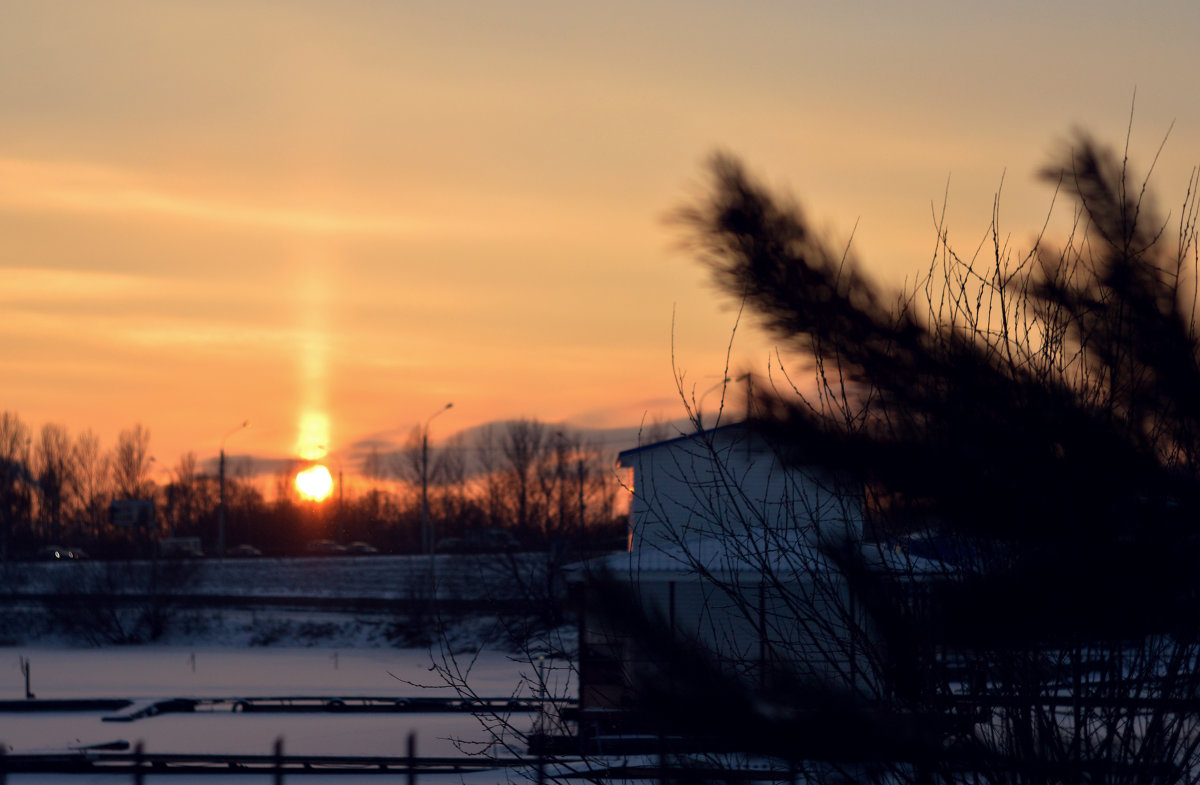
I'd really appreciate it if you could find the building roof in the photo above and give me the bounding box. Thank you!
[616,422,756,465]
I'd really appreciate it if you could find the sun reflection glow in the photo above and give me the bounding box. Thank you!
[295,464,333,501]
[296,411,329,461]
[294,249,331,463]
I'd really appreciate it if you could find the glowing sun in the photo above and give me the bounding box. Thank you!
[296,464,334,501]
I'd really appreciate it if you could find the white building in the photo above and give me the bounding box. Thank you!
[621,423,862,552]
[573,423,867,711]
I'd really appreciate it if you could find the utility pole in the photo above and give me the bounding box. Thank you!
[218,448,225,552]
[421,403,453,612]
[337,469,344,543]
[741,372,754,419]
[577,455,587,534]
[218,420,250,558]
[555,431,568,532]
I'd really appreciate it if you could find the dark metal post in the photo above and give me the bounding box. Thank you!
[406,731,416,785]
[218,420,249,557]
[421,403,452,618]
[273,736,284,785]
[133,741,144,785]
[422,429,432,616]
[337,470,344,543]
[20,658,32,700]
[656,728,665,785]
[218,447,226,558]
[555,430,567,531]
[577,457,586,532]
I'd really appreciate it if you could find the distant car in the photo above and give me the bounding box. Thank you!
[435,537,464,553]
[226,544,262,558]
[160,537,204,559]
[437,529,518,553]
[305,539,346,555]
[475,529,519,551]
[344,541,379,555]
[35,545,87,561]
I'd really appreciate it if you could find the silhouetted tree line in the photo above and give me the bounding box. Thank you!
[0,413,625,559]
[303,419,627,555]
[575,131,1200,783]
[0,416,156,559]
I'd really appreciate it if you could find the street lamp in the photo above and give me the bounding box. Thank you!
[218,420,250,558]
[694,377,732,430]
[421,403,453,603]
[325,450,345,544]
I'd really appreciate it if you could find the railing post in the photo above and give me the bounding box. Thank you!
[20,658,32,700]
[273,736,284,785]
[133,740,144,785]
[407,731,416,785]
[657,727,664,785]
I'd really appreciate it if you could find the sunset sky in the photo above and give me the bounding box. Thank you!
[3,1,1199,477]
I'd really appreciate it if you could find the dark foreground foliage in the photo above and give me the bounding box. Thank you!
[596,134,1200,784]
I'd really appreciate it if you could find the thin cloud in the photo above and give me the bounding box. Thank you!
[0,156,464,237]
[0,266,151,302]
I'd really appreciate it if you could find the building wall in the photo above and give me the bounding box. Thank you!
[622,426,862,554]
[577,569,869,712]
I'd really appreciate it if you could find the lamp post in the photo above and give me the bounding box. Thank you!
[736,372,754,420]
[694,376,732,430]
[329,455,344,544]
[554,430,568,532]
[311,445,345,543]
[337,465,344,544]
[421,403,453,605]
[218,420,250,558]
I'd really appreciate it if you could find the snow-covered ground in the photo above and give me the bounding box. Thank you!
[0,644,573,784]
[0,646,539,702]
[0,552,576,649]
[0,554,582,781]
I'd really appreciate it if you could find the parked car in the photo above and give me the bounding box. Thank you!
[344,541,379,555]
[437,529,519,553]
[305,539,346,555]
[34,545,88,561]
[435,537,464,553]
[160,537,204,558]
[226,544,262,558]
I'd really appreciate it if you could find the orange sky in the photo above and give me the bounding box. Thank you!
[3,1,1199,476]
